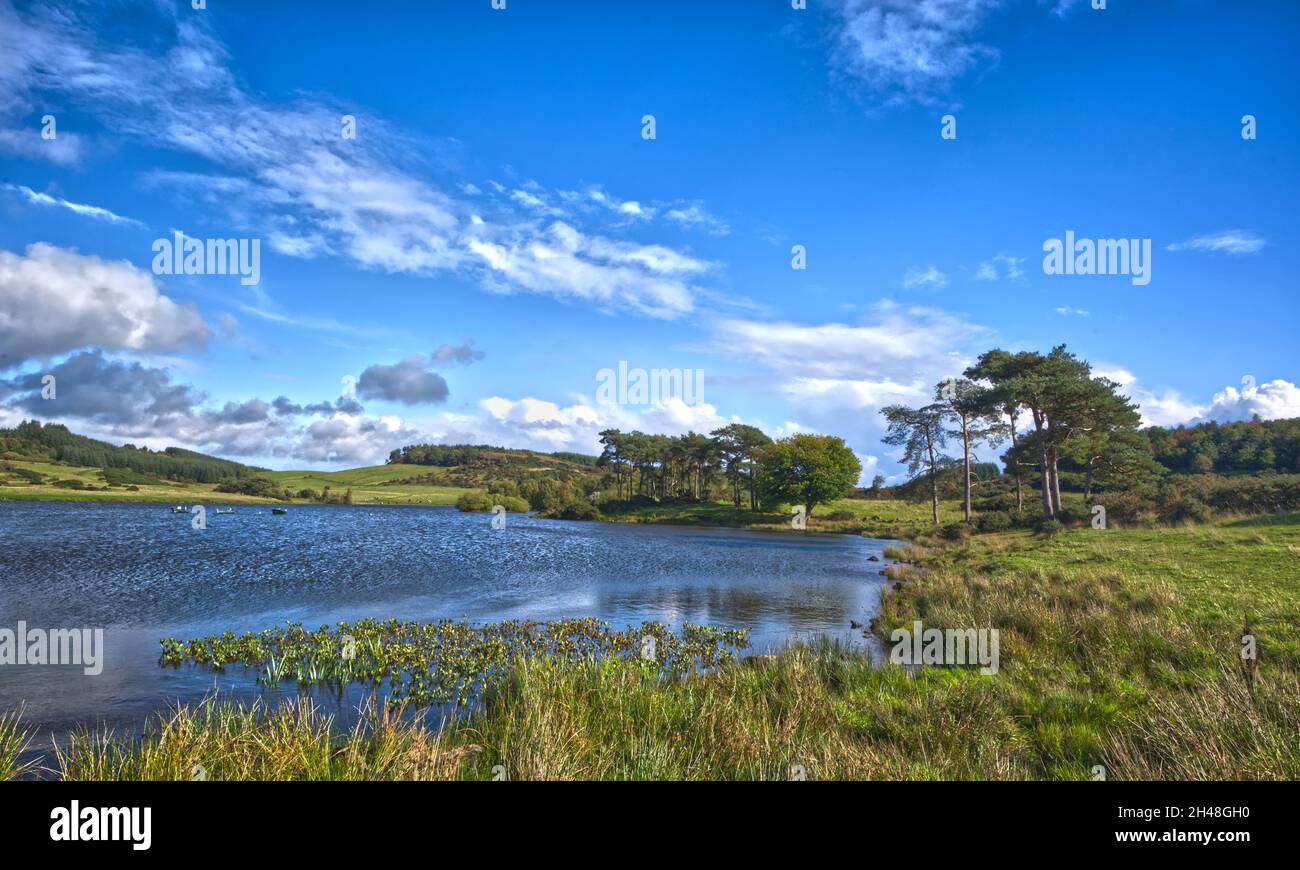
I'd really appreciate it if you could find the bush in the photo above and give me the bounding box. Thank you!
[1093,491,1148,525]
[938,522,972,542]
[545,499,601,521]
[1055,506,1085,526]
[101,466,158,487]
[456,493,529,513]
[214,477,289,500]
[974,511,1013,532]
[1163,496,1212,524]
[1034,518,1064,536]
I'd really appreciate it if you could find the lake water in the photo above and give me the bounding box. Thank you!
[0,501,897,741]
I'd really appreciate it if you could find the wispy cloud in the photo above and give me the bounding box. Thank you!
[1166,230,1267,255]
[4,184,143,227]
[1,2,716,320]
[832,0,1005,106]
[902,265,949,290]
[974,253,1025,281]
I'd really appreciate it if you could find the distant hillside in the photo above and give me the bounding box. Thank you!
[388,443,598,468]
[386,442,603,509]
[1145,417,1300,475]
[0,420,264,483]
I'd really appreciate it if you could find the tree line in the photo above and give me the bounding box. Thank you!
[883,345,1167,525]
[597,425,861,517]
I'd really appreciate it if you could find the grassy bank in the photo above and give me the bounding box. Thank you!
[5,513,1296,780]
[0,458,474,506]
[597,494,971,538]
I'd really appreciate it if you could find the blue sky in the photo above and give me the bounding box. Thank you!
[1,0,1297,478]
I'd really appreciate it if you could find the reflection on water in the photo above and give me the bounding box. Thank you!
[0,501,898,739]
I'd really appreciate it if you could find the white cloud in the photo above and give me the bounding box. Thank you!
[0,127,85,165]
[1166,230,1267,256]
[1095,367,1300,428]
[2,5,714,320]
[705,306,988,451]
[1201,379,1300,423]
[1054,306,1089,316]
[4,184,142,226]
[902,265,949,290]
[467,222,701,318]
[1094,365,1204,427]
[974,253,1024,281]
[833,0,1004,105]
[0,243,210,365]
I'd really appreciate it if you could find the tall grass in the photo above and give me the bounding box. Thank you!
[0,707,35,779]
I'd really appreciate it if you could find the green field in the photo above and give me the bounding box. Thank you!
[0,459,476,506]
[601,494,976,538]
[260,465,470,505]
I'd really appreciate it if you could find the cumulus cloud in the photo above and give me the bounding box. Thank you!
[1094,368,1300,428]
[1201,379,1300,423]
[0,243,210,367]
[2,350,203,427]
[1,351,422,466]
[1166,230,1267,256]
[356,355,451,405]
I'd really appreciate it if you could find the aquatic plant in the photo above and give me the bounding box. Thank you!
[160,618,749,708]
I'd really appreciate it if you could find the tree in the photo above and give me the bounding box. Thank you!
[936,377,1003,522]
[881,404,950,525]
[711,423,773,510]
[758,434,861,518]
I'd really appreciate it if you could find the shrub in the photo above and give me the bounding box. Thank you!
[545,499,601,521]
[1034,518,1064,536]
[1093,491,1148,525]
[975,511,1013,533]
[456,493,530,513]
[1163,496,1212,524]
[214,477,289,500]
[938,522,972,542]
